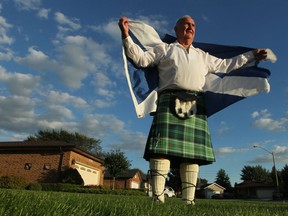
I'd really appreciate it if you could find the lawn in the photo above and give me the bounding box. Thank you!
[0,189,287,216]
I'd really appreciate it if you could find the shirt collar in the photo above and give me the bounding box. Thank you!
[174,41,195,50]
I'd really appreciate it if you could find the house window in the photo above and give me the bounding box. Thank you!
[24,163,32,170]
[43,163,51,170]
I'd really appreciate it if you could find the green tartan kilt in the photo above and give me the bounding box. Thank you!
[143,91,215,167]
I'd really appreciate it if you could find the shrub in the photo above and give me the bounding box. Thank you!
[40,183,59,191]
[26,183,42,191]
[41,183,81,192]
[40,182,146,196]
[60,168,84,185]
[0,176,28,189]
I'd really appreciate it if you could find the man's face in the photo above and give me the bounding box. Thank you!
[175,17,196,42]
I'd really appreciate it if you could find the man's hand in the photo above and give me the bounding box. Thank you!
[118,16,129,39]
[253,49,267,61]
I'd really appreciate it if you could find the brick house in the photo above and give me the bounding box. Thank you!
[0,141,104,186]
[104,169,143,189]
[235,180,276,199]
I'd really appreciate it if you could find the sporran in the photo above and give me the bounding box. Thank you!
[174,92,198,119]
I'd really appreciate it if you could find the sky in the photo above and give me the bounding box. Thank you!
[0,0,287,186]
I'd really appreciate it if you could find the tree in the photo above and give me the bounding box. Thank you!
[280,164,288,198]
[61,168,84,185]
[199,178,208,185]
[167,168,181,193]
[25,129,102,157]
[240,165,272,183]
[270,166,281,190]
[215,168,232,191]
[104,149,131,190]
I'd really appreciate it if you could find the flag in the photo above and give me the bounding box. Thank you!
[122,20,272,118]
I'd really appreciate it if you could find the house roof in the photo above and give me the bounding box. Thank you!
[0,141,103,164]
[235,180,275,188]
[202,182,226,190]
[104,168,143,180]
[0,141,74,148]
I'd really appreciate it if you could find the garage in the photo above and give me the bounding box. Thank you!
[75,162,100,186]
[131,181,140,189]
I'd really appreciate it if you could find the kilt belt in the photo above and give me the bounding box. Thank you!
[143,89,215,167]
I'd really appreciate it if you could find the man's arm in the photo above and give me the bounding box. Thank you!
[118,17,159,67]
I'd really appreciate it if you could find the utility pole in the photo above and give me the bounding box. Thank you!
[253,145,280,195]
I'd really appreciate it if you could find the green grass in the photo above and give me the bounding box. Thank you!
[0,189,287,216]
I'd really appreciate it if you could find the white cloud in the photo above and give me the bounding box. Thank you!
[65,35,86,44]
[54,12,81,31]
[16,35,113,89]
[136,15,169,32]
[109,130,147,153]
[252,109,288,131]
[0,66,41,96]
[89,20,121,42]
[274,145,288,154]
[252,109,270,119]
[96,88,115,98]
[251,111,259,118]
[79,114,125,137]
[0,92,81,134]
[0,16,14,46]
[273,145,288,163]
[36,120,77,131]
[44,105,74,120]
[215,147,248,154]
[94,99,116,109]
[46,91,88,109]
[201,15,210,22]
[37,8,50,19]
[13,0,41,11]
[249,154,272,164]
[90,15,169,42]
[15,46,54,71]
[249,145,288,164]
[93,72,116,88]
[0,48,13,61]
[0,95,37,132]
[0,16,13,29]
[217,121,231,135]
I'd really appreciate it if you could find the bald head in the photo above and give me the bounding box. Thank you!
[174,15,196,47]
[174,15,193,29]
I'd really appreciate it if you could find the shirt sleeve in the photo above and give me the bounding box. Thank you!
[122,36,160,67]
[206,51,255,73]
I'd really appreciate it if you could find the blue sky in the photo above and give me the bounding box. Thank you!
[0,0,287,185]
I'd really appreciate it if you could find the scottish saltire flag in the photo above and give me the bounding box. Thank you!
[122,20,273,118]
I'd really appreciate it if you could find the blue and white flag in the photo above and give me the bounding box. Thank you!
[122,20,274,118]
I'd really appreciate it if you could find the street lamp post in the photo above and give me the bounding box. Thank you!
[253,145,280,194]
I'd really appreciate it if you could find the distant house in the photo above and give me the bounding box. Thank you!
[0,141,105,186]
[104,169,143,189]
[235,180,276,199]
[198,182,226,198]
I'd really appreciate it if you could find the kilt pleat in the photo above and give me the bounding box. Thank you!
[143,91,215,166]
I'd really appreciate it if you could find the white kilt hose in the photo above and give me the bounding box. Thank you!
[144,90,215,168]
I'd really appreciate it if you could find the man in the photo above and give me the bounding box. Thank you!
[119,15,268,205]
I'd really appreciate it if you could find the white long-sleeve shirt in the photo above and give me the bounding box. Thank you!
[123,36,255,92]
